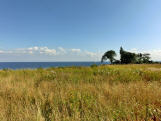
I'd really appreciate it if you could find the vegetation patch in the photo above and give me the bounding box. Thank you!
[0,64,161,121]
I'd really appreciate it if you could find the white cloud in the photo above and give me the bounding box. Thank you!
[0,47,57,55]
[85,51,97,57]
[71,49,81,53]
[58,47,66,54]
[27,46,39,51]
[0,50,4,53]
[28,48,33,51]
[39,47,56,55]
[28,51,33,54]
[33,46,39,51]
[58,47,65,52]
[0,47,103,61]
[130,48,138,53]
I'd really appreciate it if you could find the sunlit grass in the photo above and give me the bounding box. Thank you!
[0,64,161,121]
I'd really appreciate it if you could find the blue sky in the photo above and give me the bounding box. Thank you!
[0,0,161,61]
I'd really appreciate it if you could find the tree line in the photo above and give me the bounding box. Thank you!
[101,47,157,64]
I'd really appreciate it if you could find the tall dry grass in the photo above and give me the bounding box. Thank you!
[0,64,161,121]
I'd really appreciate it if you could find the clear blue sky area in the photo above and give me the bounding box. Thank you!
[0,0,161,61]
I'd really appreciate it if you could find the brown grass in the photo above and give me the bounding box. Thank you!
[0,64,161,121]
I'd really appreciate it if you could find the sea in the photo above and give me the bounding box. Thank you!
[0,62,109,70]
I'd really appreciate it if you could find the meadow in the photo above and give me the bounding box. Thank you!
[0,64,161,121]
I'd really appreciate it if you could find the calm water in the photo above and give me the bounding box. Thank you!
[0,62,109,69]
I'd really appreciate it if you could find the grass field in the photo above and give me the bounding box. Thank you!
[0,64,161,121]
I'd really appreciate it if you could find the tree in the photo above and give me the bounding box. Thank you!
[101,50,116,64]
[102,47,152,65]
[120,47,137,64]
[120,47,124,63]
[142,53,151,63]
[136,53,151,64]
[137,53,143,64]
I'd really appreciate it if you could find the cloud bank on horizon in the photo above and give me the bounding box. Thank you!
[0,46,102,62]
[0,47,161,62]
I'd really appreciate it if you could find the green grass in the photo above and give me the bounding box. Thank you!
[0,64,161,121]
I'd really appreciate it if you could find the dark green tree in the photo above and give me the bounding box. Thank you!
[120,47,137,64]
[142,53,151,63]
[102,47,152,65]
[101,50,116,64]
[136,53,151,63]
[137,53,143,64]
[120,47,124,63]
